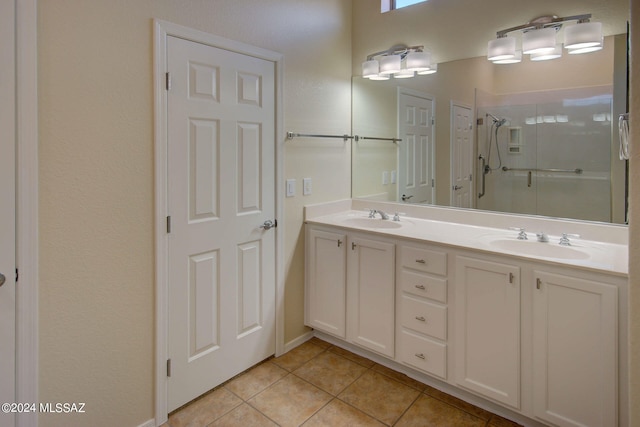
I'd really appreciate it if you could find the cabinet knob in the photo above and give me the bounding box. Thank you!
[415,316,426,322]
[415,284,426,290]
[415,353,426,360]
[415,259,426,264]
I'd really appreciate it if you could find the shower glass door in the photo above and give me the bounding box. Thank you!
[475,87,617,223]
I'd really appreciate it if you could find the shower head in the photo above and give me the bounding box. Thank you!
[486,113,507,128]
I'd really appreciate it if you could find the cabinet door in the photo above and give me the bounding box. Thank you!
[454,256,520,409]
[347,236,395,358]
[306,228,347,338]
[533,271,617,427]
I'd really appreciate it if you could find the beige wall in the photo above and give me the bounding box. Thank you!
[37,1,351,426]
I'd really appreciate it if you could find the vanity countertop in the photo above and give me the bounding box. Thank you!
[305,204,628,277]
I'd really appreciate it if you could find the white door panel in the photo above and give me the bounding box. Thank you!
[0,1,16,425]
[167,36,276,411]
[451,104,473,208]
[398,91,434,204]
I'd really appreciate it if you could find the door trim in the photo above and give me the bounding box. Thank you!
[153,20,284,425]
[16,1,39,426]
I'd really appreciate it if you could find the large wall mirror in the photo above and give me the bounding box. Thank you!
[351,0,630,225]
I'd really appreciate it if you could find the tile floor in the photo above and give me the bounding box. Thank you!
[164,337,523,427]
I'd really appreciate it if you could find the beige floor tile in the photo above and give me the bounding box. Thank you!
[338,370,420,425]
[208,403,278,427]
[272,341,326,371]
[224,361,288,400]
[371,363,428,392]
[168,387,242,427]
[294,351,367,395]
[327,345,376,368]
[248,374,332,427]
[303,399,386,427]
[423,385,493,421]
[395,394,486,427]
[307,336,333,349]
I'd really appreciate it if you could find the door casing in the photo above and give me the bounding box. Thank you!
[153,20,284,425]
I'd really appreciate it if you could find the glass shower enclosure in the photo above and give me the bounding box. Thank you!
[475,86,625,223]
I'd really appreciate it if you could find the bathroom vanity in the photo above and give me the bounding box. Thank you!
[304,199,628,427]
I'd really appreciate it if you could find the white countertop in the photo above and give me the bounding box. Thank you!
[305,203,628,277]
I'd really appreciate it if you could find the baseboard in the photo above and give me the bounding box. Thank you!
[283,330,314,353]
[137,419,156,427]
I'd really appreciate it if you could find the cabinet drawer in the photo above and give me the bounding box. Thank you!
[400,246,447,275]
[400,270,447,303]
[399,330,447,379]
[400,295,447,340]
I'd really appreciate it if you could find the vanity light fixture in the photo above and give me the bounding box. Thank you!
[487,14,603,65]
[362,44,437,80]
[530,44,563,61]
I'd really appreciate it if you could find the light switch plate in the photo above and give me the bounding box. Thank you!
[303,178,312,195]
[382,171,389,185]
[286,179,296,197]
[391,170,397,184]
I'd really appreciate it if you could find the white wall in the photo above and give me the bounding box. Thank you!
[37,1,351,426]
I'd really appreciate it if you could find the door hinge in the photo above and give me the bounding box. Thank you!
[431,117,435,126]
[166,359,172,377]
[166,216,172,233]
[431,178,435,188]
[15,268,18,283]
[165,72,171,91]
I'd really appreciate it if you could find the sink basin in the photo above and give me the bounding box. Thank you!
[489,239,590,260]
[340,217,404,229]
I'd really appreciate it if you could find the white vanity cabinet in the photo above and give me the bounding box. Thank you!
[305,225,396,357]
[304,212,626,427]
[531,270,618,427]
[305,227,347,338]
[454,256,521,409]
[346,235,396,358]
[396,244,449,379]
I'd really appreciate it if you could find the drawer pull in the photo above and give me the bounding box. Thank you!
[415,316,426,322]
[415,259,426,264]
[415,284,426,290]
[415,353,426,360]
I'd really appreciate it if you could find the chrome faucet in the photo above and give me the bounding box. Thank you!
[369,209,389,220]
[559,233,580,246]
[509,227,528,240]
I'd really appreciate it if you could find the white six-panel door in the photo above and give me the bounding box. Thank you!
[451,104,474,208]
[398,90,435,204]
[0,2,16,426]
[166,35,276,411]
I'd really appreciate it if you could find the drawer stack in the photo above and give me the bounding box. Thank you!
[396,244,448,379]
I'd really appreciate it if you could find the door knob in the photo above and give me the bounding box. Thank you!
[260,219,277,230]
[0,273,5,287]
